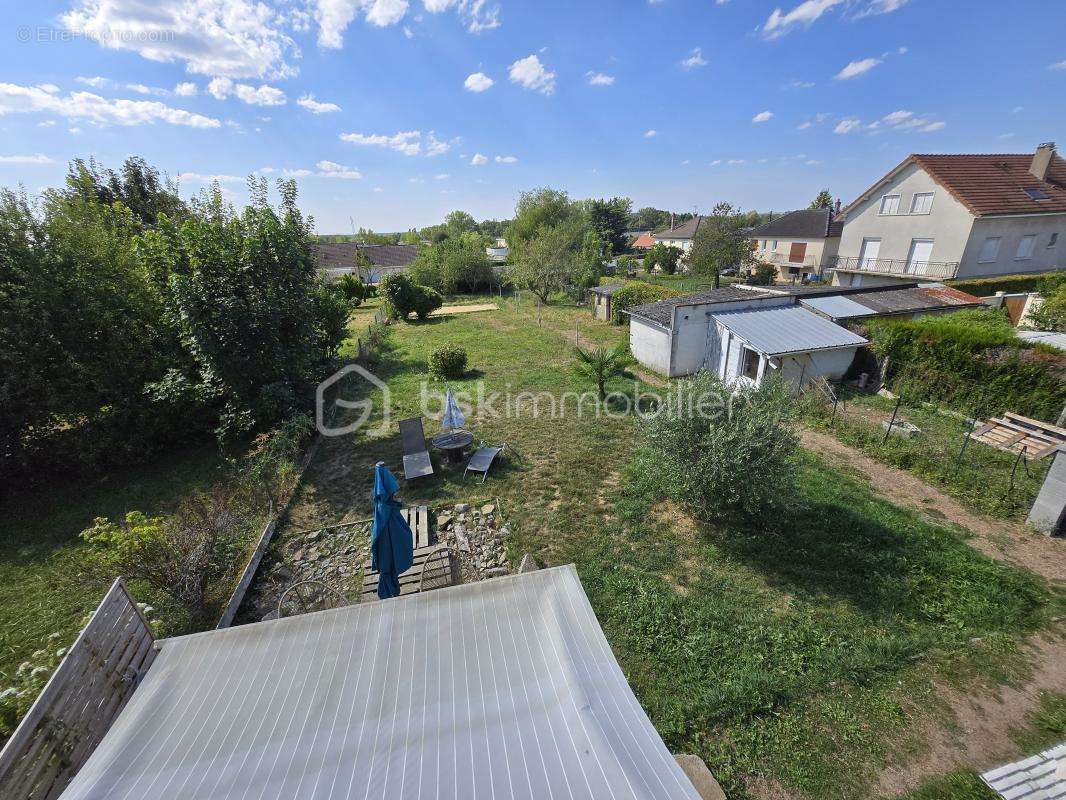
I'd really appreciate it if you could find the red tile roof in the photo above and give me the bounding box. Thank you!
[908,153,1066,217]
[632,232,655,249]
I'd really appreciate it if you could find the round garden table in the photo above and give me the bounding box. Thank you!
[430,430,474,466]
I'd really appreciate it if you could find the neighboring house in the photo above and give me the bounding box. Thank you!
[749,208,843,282]
[631,232,655,250]
[832,142,1066,287]
[652,215,705,253]
[588,284,624,321]
[311,242,419,283]
[487,237,510,263]
[625,287,866,388]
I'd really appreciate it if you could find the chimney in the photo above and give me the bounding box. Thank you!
[1030,142,1056,181]
[834,198,842,214]
[670,212,675,230]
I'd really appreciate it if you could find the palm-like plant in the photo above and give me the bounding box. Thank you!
[573,342,632,400]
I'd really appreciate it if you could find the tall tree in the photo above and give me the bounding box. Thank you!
[506,188,581,260]
[585,197,631,256]
[443,210,477,239]
[508,223,582,304]
[809,189,834,210]
[688,202,754,288]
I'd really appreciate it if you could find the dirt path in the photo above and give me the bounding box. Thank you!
[799,427,1066,583]
[430,303,498,316]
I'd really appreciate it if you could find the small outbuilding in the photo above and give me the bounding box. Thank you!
[589,283,624,321]
[799,283,982,323]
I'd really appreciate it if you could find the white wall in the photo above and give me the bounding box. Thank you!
[629,319,673,376]
[771,349,858,389]
[960,215,1065,278]
[838,162,976,265]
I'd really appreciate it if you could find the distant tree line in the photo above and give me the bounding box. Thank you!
[0,157,348,485]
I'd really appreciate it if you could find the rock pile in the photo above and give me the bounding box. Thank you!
[436,502,511,582]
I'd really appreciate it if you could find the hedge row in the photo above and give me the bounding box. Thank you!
[949,270,1066,297]
[610,282,683,324]
[868,309,1066,420]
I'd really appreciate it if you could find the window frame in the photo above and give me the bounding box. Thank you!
[1049,233,1059,249]
[978,236,1002,263]
[1015,235,1037,261]
[740,346,761,382]
[910,192,934,214]
[878,194,901,215]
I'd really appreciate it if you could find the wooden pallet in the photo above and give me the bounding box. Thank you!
[360,544,458,602]
[973,411,1066,459]
[399,505,431,548]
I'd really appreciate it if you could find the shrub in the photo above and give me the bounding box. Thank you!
[637,371,798,520]
[949,270,1066,297]
[868,308,1066,419]
[411,285,443,320]
[428,345,468,380]
[380,274,441,321]
[409,234,494,295]
[610,282,684,324]
[336,273,365,307]
[747,261,776,285]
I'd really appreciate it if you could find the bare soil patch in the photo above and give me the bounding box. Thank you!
[430,303,498,316]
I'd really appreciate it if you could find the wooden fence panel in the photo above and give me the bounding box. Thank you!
[0,579,156,800]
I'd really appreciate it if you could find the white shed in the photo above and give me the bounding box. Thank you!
[626,288,867,390]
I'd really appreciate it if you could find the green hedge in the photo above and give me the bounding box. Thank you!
[949,270,1066,297]
[610,282,683,324]
[868,309,1066,420]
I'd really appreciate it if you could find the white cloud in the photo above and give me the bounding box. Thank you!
[38,120,57,128]
[403,25,413,38]
[855,0,908,18]
[0,82,220,129]
[464,72,494,92]
[178,171,244,183]
[752,110,773,123]
[282,168,313,177]
[919,121,945,132]
[0,153,54,165]
[422,0,500,33]
[494,155,517,163]
[509,55,555,95]
[727,159,746,166]
[38,84,61,95]
[1050,60,1066,71]
[882,109,913,125]
[710,159,721,166]
[835,57,881,79]
[798,121,812,130]
[424,132,454,156]
[208,77,286,106]
[61,0,299,80]
[297,93,341,113]
[316,159,362,179]
[788,78,815,89]
[313,0,497,47]
[434,173,450,179]
[586,72,615,86]
[644,129,657,138]
[174,82,198,97]
[834,118,861,134]
[340,129,423,155]
[470,153,488,165]
[126,83,169,96]
[680,47,708,70]
[373,186,383,192]
[763,0,844,39]
[76,76,111,88]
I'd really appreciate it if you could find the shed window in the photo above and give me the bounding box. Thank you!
[879,194,900,215]
[1049,233,1059,248]
[1015,235,1036,260]
[910,192,933,214]
[978,237,1001,263]
[741,347,761,381]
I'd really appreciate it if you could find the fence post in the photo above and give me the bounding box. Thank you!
[882,395,903,443]
[952,418,978,476]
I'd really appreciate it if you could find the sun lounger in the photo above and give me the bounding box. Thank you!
[399,417,434,480]
[465,443,506,482]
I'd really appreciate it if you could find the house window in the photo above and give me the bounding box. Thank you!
[1015,235,1037,260]
[879,194,901,215]
[741,347,761,381]
[771,240,778,251]
[1049,233,1059,248]
[978,237,1001,263]
[910,192,934,214]
[760,239,767,249]
[1024,187,1050,201]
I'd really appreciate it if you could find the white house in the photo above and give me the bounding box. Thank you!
[831,143,1066,287]
[625,287,867,389]
[651,215,705,253]
[749,208,843,282]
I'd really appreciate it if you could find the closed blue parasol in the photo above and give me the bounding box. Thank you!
[441,388,466,431]
[371,462,414,599]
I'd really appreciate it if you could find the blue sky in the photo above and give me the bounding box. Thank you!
[1,0,1064,232]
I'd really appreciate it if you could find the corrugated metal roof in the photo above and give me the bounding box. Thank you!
[801,295,875,319]
[589,283,624,296]
[1019,330,1066,352]
[981,741,1066,799]
[59,565,699,800]
[712,305,868,356]
[627,287,772,327]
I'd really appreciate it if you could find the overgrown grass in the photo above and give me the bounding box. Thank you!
[0,446,228,682]
[886,771,998,800]
[803,388,1050,520]
[270,295,1060,799]
[1011,690,1066,753]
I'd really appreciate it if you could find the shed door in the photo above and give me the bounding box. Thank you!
[788,242,808,263]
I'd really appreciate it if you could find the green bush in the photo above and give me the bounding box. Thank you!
[336,273,364,307]
[868,308,1066,419]
[428,345,468,380]
[610,281,683,324]
[380,274,442,321]
[636,371,798,520]
[949,270,1066,296]
[411,285,443,320]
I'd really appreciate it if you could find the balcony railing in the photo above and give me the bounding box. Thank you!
[831,255,959,280]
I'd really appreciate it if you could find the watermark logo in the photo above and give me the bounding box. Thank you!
[17,26,176,44]
[317,364,391,438]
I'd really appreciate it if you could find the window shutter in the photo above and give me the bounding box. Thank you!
[788,242,807,263]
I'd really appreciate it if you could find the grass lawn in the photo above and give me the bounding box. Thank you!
[0,445,228,683]
[274,295,1062,799]
[803,387,1050,520]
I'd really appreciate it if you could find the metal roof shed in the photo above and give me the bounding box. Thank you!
[712,304,868,357]
[58,566,700,800]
